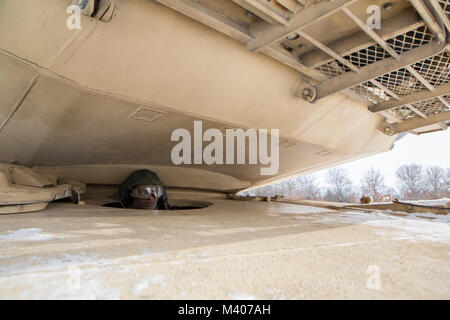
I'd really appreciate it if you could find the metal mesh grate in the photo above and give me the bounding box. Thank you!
[309,17,448,127]
[315,61,351,78]
[315,25,432,79]
[350,81,391,104]
[357,50,449,105]
[373,68,427,97]
[315,44,390,77]
[386,25,433,54]
[438,0,450,15]
[389,96,450,120]
[304,9,447,129]
[444,94,450,103]
[411,51,450,87]
[413,97,449,115]
[388,106,417,121]
[344,44,390,68]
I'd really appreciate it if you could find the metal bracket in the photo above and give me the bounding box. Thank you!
[297,82,317,102]
[379,111,450,135]
[381,124,396,136]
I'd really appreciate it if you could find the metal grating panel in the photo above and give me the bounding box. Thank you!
[385,25,433,54]
[388,106,417,121]
[350,81,391,104]
[438,0,450,15]
[315,44,390,77]
[314,22,447,113]
[344,44,390,68]
[316,61,351,78]
[411,51,450,87]
[389,95,450,120]
[444,93,450,103]
[315,25,433,79]
[354,50,449,105]
[413,97,449,115]
[373,68,427,97]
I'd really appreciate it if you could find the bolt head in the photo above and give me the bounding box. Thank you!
[287,33,300,41]
[245,10,254,18]
[302,88,312,97]
[383,125,395,136]
[383,2,394,10]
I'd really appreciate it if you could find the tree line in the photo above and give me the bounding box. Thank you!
[246,164,450,203]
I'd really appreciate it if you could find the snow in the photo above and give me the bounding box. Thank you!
[399,198,450,207]
[265,288,286,300]
[132,274,167,295]
[310,210,450,244]
[227,293,258,300]
[0,253,99,275]
[0,228,62,242]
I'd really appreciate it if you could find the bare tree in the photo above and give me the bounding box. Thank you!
[396,164,424,200]
[384,186,399,200]
[247,165,448,202]
[294,174,321,200]
[249,180,290,197]
[360,168,386,202]
[325,167,353,202]
[323,188,336,202]
[424,166,446,199]
[285,178,299,198]
[446,168,450,196]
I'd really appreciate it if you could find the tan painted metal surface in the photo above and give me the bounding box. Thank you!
[0,0,398,192]
[0,0,448,192]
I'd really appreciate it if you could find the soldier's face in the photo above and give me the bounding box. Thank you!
[133,196,158,209]
[130,185,162,209]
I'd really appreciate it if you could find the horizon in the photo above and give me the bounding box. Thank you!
[315,129,449,189]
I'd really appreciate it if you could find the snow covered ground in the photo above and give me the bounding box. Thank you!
[0,200,448,299]
[398,198,450,207]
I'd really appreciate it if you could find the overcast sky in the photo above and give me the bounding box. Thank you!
[316,129,450,188]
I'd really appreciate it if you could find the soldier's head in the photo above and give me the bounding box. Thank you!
[119,169,169,210]
[129,184,164,209]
